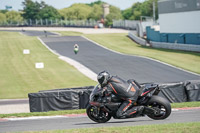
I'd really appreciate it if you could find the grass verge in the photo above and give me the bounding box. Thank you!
[0,31,96,99]
[0,109,85,118]
[0,101,199,118]
[19,122,200,133]
[171,101,200,108]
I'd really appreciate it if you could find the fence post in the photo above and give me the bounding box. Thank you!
[60,19,62,26]
[45,19,48,26]
[50,19,52,26]
[35,19,37,26]
[56,19,57,26]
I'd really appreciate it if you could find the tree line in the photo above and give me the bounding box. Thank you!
[0,0,158,26]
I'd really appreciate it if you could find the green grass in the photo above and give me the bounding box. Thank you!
[84,33,200,74]
[0,101,199,118]
[171,101,200,108]
[0,109,85,118]
[0,31,96,99]
[17,122,200,133]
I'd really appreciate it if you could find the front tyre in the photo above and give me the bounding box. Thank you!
[146,96,171,120]
[86,104,111,123]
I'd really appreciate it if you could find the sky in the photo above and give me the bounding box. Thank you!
[0,0,145,11]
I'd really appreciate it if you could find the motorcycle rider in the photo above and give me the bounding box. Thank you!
[97,71,144,118]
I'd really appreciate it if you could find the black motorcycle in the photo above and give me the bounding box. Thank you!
[86,83,171,123]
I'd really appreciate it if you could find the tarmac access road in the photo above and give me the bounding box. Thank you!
[40,36,200,83]
[0,108,200,132]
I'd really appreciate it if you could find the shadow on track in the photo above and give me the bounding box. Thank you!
[74,118,153,125]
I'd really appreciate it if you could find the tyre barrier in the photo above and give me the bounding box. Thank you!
[28,80,200,112]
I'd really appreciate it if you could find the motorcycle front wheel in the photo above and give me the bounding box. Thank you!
[146,96,171,120]
[86,104,111,123]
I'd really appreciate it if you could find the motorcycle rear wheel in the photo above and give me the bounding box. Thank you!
[86,104,111,123]
[146,96,171,120]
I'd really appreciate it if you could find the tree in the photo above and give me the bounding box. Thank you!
[105,6,122,26]
[5,11,23,23]
[88,4,103,20]
[22,0,61,20]
[22,0,41,20]
[132,10,142,20]
[87,0,103,7]
[0,10,8,14]
[59,4,92,20]
[38,5,61,20]
[131,2,142,20]
[0,12,6,23]
[122,8,133,20]
[122,0,159,20]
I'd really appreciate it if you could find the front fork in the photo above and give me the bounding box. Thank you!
[92,106,100,118]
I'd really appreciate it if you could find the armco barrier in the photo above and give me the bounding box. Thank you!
[128,31,147,46]
[28,80,200,112]
[150,41,200,52]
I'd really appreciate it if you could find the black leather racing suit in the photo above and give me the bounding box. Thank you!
[103,76,142,118]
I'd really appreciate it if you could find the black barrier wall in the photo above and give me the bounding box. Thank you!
[28,80,200,112]
[28,86,93,112]
[184,80,200,101]
[158,82,187,103]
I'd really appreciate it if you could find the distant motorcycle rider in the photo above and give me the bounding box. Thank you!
[97,71,144,118]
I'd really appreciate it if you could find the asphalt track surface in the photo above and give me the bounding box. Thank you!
[40,35,200,83]
[0,109,200,132]
[0,99,28,105]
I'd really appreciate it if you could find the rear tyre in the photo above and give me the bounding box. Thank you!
[146,96,171,120]
[86,104,111,123]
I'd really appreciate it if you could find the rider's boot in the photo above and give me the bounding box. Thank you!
[125,106,144,118]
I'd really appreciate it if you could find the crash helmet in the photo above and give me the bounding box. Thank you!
[97,71,111,87]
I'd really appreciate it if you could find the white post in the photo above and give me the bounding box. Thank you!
[153,1,156,25]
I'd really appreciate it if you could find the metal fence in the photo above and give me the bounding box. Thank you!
[113,20,139,30]
[0,19,142,29]
[0,19,99,27]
